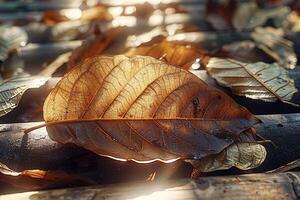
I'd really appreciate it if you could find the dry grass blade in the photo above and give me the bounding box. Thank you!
[206,58,298,106]
[39,55,265,171]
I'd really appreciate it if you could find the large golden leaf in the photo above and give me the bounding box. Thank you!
[125,41,204,70]
[206,57,298,105]
[42,55,264,171]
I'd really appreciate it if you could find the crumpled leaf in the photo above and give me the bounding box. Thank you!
[126,41,204,70]
[189,130,266,172]
[0,76,49,117]
[0,162,89,190]
[189,141,266,172]
[0,25,28,61]
[41,55,264,171]
[206,57,298,106]
[251,27,297,69]
[233,2,290,31]
[67,26,122,70]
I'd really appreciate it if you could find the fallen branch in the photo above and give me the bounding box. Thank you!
[267,159,300,173]
[1,172,299,199]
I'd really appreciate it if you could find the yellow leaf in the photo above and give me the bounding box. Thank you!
[42,55,264,171]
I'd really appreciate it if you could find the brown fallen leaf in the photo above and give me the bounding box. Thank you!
[36,55,265,171]
[251,27,297,69]
[206,57,298,106]
[126,41,204,70]
[67,26,122,70]
[0,162,90,190]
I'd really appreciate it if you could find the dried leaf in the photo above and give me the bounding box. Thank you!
[0,162,89,190]
[206,57,298,105]
[251,27,297,69]
[126,41,204,70]
[190,142,266,172]
[233,2,290,31]
[283,11,300,32]
[189,131,266,172]
[67,27,122,70]
[41,55,263,171]
[0,76,49,117]
[0,25,28,61]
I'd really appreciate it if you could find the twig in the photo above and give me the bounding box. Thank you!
[267,159,300,173]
